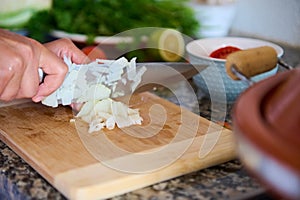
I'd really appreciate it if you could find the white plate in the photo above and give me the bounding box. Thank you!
[51,30,133,45]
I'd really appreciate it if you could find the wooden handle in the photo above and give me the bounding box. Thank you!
[225,46,278,80]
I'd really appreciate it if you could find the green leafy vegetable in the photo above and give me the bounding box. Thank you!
[26,0,200,42]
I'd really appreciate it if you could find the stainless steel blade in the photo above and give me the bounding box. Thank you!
[39,62,206,85]
[39,60,207,106]
[129,62,207,94]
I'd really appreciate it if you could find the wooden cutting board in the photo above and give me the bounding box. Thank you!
[0,92,236,200]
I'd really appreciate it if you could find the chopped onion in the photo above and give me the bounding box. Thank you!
[78,98,143,133]
[42,56,146,133]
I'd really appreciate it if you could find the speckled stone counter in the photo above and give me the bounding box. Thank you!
[1,44,299,200]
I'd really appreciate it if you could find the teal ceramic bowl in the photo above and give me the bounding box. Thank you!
[186,37,283,103]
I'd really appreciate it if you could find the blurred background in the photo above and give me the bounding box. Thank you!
[1,1,300,199]
[1,0,299,61]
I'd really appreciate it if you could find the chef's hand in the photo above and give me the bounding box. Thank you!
[0,29,87,102]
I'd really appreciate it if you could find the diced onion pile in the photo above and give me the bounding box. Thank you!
[42,56,146,133]
[76,98,143,133]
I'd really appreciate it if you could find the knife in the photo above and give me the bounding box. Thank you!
[120,62,207,93]
[39,58,207,107]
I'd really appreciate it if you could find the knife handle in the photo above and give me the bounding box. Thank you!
[38,68,45,83]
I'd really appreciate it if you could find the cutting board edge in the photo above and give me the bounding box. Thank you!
[53,129,236,200]
[0,130,55,182]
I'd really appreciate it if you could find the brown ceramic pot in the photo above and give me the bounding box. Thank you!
[233,68,300,200]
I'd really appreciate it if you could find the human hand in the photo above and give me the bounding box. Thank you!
[34,38,87,102]
[0,29,87,102]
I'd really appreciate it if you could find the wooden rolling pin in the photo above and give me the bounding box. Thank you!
[225,46,278,80]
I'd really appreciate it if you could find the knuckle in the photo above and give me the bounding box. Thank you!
[1,66,13,77]
[0,93,15,102]
[21,40,36,60]
[19,88,37,99]
[4,56,25,75]
[59,38,74,46]
[11,55,24,68]
[59,63,68,76]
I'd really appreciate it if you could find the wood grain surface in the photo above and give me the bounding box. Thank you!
[0,92,236,200]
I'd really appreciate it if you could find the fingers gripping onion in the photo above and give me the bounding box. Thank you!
[42,57,146,133]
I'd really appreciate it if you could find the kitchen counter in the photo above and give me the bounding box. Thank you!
[1,44,299,200]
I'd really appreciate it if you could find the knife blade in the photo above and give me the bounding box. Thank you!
[114,62,207,94]
[39,58,207,107]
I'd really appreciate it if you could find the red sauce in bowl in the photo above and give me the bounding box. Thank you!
[209,46,241,59]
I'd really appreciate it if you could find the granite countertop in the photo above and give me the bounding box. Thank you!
[1,44,299,200]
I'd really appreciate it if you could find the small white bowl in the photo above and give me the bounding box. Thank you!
[186,37,284,103]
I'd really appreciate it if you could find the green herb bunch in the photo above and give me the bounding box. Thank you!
[26,0,199,42]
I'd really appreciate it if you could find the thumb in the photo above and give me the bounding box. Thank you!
[32,49,68,102]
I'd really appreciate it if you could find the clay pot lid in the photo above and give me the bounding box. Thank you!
[233,68,300,175]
